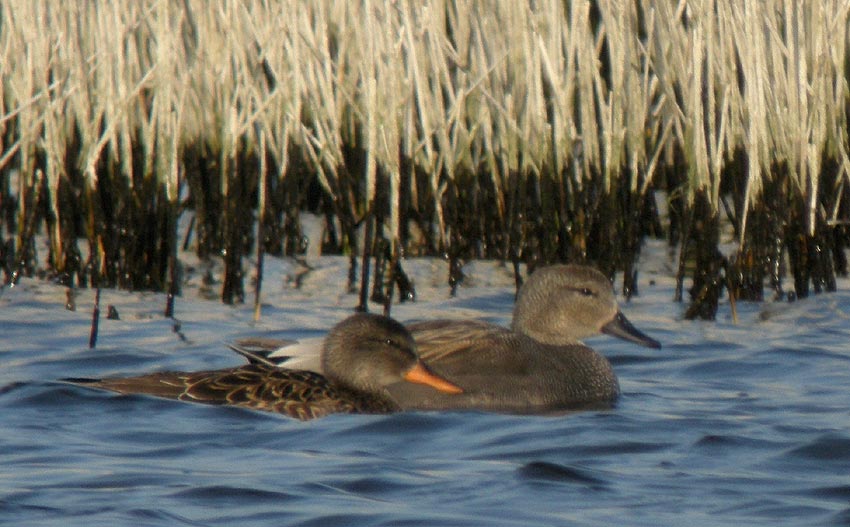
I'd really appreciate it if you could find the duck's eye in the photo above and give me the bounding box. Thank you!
[580,288,594,297]
[384,338,395,346]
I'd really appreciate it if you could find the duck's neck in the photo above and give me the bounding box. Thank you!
[510,317,583,346]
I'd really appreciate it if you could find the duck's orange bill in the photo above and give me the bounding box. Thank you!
[404,362,463,394]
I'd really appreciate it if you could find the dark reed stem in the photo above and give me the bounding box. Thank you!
[253,134,268,321]
[357,206,374,312]
[89,288,100,349]
[382,239,398,317]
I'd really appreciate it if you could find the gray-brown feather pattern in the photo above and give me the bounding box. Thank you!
[85,364,399,420]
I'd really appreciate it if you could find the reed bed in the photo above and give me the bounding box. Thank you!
[1,0,849,319]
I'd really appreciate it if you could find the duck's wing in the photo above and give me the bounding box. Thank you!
[232,321,513,374]
[234,337,324,372]
[67,365,392,420]
[228,338,295,367]
[406,319,515,365]
[231,320,511,371]
[208,367,396,419]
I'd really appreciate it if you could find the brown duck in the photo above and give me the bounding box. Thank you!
[67,313,462,420]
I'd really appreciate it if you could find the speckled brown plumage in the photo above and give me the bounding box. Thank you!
[67,313,461,420]
[79,364,398,420]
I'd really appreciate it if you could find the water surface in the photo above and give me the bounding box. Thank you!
[1,258,848,526]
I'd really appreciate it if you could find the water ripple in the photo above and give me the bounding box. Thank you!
[787,433,850,463]
[517,461,609,488]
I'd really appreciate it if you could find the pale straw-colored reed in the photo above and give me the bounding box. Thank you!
[1,0,848,305]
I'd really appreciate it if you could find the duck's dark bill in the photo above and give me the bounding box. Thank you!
[601,311,661,349]
[404,362,464,394]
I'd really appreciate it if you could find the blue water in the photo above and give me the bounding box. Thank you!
[2,272,850,526]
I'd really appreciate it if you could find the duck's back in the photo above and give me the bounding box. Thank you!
[388,320,619,412]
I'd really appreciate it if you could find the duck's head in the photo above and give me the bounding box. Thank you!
[322,313,463,395]
[511,265,660,349]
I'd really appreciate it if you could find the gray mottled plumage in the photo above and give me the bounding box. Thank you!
[386,265,659,412]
